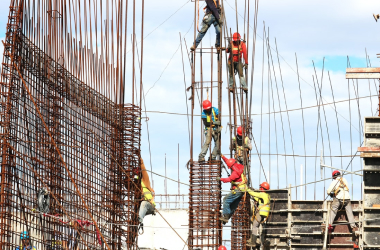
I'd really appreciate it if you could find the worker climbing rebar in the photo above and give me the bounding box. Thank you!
[199,100,221,161]
[246,182,271,248]
[325,170,358,233]
[138,158,156,233]
[226,32,248,92]
[218,155,247,224]
[190,0,223,51]
[230,126,252,164]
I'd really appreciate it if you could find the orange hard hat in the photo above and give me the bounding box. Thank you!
[225,158,236,168]
[237,126,243,136]
[202,100,212,110]
[218,246,227,250]
[260,182,270,190]
[233,32,241,41]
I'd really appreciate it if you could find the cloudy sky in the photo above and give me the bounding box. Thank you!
[1,0,379,218]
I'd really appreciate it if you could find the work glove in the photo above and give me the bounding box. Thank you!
[213,121,221,126]
[216,177,221,182]
[329,192,335,198]
[243,63,248,69]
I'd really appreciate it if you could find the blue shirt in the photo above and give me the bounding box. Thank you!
[201,107,218,122]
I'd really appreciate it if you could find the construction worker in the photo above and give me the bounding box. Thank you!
[246,182,271,248]
[326,170,358,232]
[218,155,247,224]
[199,100,221,161]
[138,158,156,231]
[226,32,248,92]
[16,231,36,250]
[190,0,222,51]
[231,126,252,164]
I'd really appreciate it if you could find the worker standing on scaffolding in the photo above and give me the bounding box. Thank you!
[218,155,247,224]
[199,100,221,162]
[246,182,271,248]
[138,158,156,233]
[326,170,358,232]
[190,0,222,51]
[226,32,248,92]
[231,126,252,164]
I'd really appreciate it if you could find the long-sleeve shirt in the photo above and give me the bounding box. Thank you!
[205,0,220,21]
[220,155,244,183]
[327,177,350,200]
[226,41,248,64]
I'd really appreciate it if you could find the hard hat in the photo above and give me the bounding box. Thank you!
[260,182,270,190]
[20,231,29,240]
[233,32,241,41]
[332,170,341,178]
[225,158,236,168]
[237,126,243,136]
[202,100,212,110]
[218,246,227,250]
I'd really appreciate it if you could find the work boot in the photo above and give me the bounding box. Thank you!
[219,214,230,224]
[328,224,334,233]
[190,45,196,51]
[240,77,248,92]
[246,235,257,247]
[198,157,205,162]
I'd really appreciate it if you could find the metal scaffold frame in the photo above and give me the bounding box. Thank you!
[0,0,144,249]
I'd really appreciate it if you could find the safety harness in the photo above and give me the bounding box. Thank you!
[251,192,271,223]
[235,136,250,157]
[205,108,218,130]
[334,177,349,197]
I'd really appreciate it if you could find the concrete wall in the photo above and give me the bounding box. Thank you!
[138,209,189,250]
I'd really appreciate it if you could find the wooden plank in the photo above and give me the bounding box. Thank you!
[358,147,380,152]
[346,73,380,79]
[360,152,380,158]
[347,67,380,73]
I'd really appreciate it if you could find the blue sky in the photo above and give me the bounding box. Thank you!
[0,0,379,213]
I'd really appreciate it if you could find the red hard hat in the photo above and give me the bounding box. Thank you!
[237,126,243,136]
[233,32,241,41]
[332,170,341,178]
[202,100,212,110]
[218,246,227,250]
[260,182,270,190]
[225,158,236,168]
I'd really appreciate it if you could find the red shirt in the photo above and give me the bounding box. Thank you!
[220,156,244,184]
[227,41,248,64]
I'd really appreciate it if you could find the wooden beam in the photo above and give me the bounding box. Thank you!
[346,67,380,79]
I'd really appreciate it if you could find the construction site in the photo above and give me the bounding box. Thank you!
[0,0,380,249]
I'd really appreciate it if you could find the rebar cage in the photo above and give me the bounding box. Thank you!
[0,1,142,249]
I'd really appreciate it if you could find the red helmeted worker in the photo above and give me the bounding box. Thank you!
[218,246,227,250]
[326,170,358,232]
[199,100,221,161]
[231,126,252,164]
[226,32,248,92]
[218,155,247,224]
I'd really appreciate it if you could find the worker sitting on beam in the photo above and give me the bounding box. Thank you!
[325,170,358,232]
[190,0,222,51]
[218,154,247,224]
[138,158,156,233]
[199,100,221,162]
[226,32,248,92]
[231,126,252,165]
[246,182,271,248]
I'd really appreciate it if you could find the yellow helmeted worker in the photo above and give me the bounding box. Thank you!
[138,158,156,232]
[246,182,271,248]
